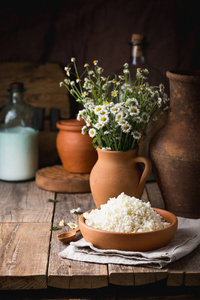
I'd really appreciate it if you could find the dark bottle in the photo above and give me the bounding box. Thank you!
[127,33,169,93]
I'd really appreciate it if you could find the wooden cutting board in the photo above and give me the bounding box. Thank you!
[35,165,90,193]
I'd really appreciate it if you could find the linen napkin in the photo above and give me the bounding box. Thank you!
[59,217,200,269]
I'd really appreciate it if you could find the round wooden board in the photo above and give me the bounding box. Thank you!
[35,165,90,193]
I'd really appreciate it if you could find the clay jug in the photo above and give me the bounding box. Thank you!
[56,119,97,173]
[90,147,152,208]
[150,70,200,218]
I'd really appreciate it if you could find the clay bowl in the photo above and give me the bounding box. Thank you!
[79,208,178,251]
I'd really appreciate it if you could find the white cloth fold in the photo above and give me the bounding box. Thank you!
[59,217,200,269]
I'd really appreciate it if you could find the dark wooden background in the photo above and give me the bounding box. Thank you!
[1,0,200,116]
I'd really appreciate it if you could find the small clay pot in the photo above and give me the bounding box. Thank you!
[90,147,152,208]
[56,119,97,173]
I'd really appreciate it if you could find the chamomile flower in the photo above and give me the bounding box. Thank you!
[98,114,109,125]
[111,90,118,97]
[59,220,65,226]
[85,115,91,126]
[88,128,97,137]
[93,60,98,65]
[67,222,78,229]
[116,112,123,121]
[142,112,150,123]
[129,106,140,116]
[81,125,87,135]
[132,131,142,140]
[70,207,82,214]
[121,123,132,133]
[84,63,89,67]
[64,66,71,76]
[110,106,119,114]
[71,57,75,62]
[94,122,104,129]
[123,68,129,74]
[94,105,103,115]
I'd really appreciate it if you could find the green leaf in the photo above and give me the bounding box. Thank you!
[50,226,62,231]
[48,199,59,203]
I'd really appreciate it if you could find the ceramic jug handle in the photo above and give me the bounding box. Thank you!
[133,156,152,189]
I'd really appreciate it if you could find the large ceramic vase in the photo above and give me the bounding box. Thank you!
[56,119,97,173]
[90,147,152,208]
[150,70,200,218]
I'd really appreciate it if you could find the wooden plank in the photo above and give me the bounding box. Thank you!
[0,181,54,223]
[0,222,51,290]
[167,244,200,287]
[48,193,108,289]
[0,62,70,119]
[145,182,165,209]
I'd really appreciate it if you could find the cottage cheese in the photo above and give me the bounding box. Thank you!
[83,193,170,233]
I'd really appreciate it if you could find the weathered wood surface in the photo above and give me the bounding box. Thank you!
[0,223,51,290]
[48,193,108,289]
[0,181,54,223]
[0,180,200,293]
[0,181,53,290]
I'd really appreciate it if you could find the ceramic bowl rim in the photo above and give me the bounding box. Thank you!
[79,208,178,236]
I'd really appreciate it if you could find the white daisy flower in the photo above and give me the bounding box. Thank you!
[81,125,87,135]
[132,131,142,140]
[85,115,91,126]
[94,105,103,115]
[129,106,140,116]
[70,207,82,214]
[111,90,118,97]
[67,222,78,229]
[133,116,143,123]
[111,106,119,114]
[94,122,104,129]
[88,128,97,137]
[93,60,98,65]
[121,123,132,133]
[116,112,123,121]
[59,220,65,226]
[123,68,129,74]
[142,112,150,123]
[98,114,109,124]
[71,57,75,62]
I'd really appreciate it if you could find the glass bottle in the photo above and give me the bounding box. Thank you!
[117,34,169,158]
[0,82,39,181]
[118,33,169,93]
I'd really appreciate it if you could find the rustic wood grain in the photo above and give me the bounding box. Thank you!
[48,193,108,289]
[0,222,51,290]
[36,165,90,193]
[0,181,54,223]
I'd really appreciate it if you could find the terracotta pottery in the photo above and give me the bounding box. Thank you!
[56,119,97,173]
[79,208,177,251]
[150,70,200,218]
[90,147,152,208]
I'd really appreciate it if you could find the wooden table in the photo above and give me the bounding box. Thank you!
[0,179,200,299]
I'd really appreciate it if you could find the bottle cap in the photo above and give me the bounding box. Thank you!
[131,34,144,44]
[10,82,24,90]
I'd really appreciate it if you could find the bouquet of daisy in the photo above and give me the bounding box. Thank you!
[60,58,169,151]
